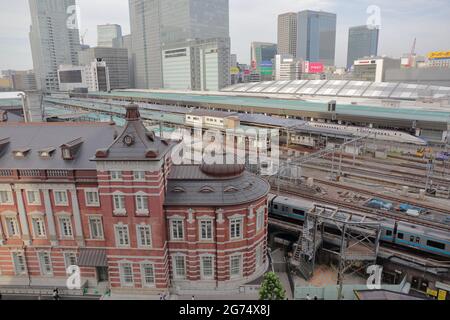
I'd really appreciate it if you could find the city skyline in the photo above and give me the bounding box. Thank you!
[0,0,450,70]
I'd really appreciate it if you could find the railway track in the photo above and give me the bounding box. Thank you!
[316,178,450,217]
[270,183,450,232]
[317,158,450,187]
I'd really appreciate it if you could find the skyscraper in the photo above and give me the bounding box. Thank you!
[297,10,337,66]
[29,0,81,92]
[278,12,297,57]
[347,25,379,69]
[78,47,130,90]
[97,24,123,48]
[129,0,230,89]
[250,42,278,81]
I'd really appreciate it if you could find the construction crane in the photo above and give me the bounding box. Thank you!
[407,38,417,68]
[80,29,88,46]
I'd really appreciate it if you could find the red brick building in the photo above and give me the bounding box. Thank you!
[0,105,270,295]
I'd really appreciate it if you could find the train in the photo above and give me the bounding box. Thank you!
[268,194,450,258]
[307,122,427,146]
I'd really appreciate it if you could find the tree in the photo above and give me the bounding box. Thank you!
[259,272,286,300]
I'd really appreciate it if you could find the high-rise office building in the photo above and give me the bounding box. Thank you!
[162,38,230,91]
[122,34,135,88]
[278,12,297,57]
[28,0,81,92]
[347,25,379,69]
[274,54,302,81]
[97,24,123,48]
[129,0,230,89]
[78,47,129,90]
[250,42,277,81]
[297,10,337,66]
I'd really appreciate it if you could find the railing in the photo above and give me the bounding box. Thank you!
[0,170,12,177]
[19,169,42,177]
[47,170,70,178]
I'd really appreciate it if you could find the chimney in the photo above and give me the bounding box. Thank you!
[125,104,141,121]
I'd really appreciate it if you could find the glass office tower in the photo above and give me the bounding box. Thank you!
[129,0,229,89]
[347,25,379,69]
[29,0,81,92]
[297,10,337,66]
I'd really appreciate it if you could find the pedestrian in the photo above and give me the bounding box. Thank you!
[314,296,318,300]
[192,295,195,301]
[159,293,163,301]
[306,294,312,301]
[53,288,59,301]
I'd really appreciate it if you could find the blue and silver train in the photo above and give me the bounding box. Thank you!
[269,194,450,258]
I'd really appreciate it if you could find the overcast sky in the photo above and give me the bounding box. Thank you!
[1,0,449,70]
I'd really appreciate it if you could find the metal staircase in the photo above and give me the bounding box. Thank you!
[290,213,322,280]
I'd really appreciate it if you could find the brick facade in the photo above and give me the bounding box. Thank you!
[0,105,270,295]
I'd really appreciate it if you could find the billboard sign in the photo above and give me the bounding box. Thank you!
[304,61,324,74]
[230,67,240,75]
[428,51,450,60]
[260,60,273,76]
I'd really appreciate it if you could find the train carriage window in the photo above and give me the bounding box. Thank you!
[273,205,278,210]
[397,233,404,239]
[415,237,420,243]
[410,236,415,242]
[292,209,305,216]
[386,230,392,236]
[427,240,445,250]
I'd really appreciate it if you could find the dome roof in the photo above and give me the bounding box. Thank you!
[200,163,245,177]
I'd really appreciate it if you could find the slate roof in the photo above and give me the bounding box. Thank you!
[93,104,176,161]
[0,122,117,170]
[165,165,270,206]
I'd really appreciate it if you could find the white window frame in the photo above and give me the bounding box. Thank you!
[133,171,146,182]
[53,190,68,206]
[119,262,134,287]
[140,262,156,287]
[135,193,149,215]
[199,219,214,241]
[85,189,100,207]
[113,193,126,215]
[12,252,27,275]
[115,224,130,248]
[111,171,123,181]
[230,254,242,279]
[172,255,186,280]
[136,224,152,248]
[229,217,243,241]
[5,216,20,237]
[59,216,74,239]
[0,190,13,205]
[32,217,47,238]
[256,207,265,232]
[63,252,78,270]
[200,255,215,280]
[170,219,184,241]
[37,251,53,276]
[26,190,41,206]
[256,244,265,268]
[88,216,104,240]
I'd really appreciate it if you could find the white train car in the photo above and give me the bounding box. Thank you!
[308,122,427,146]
